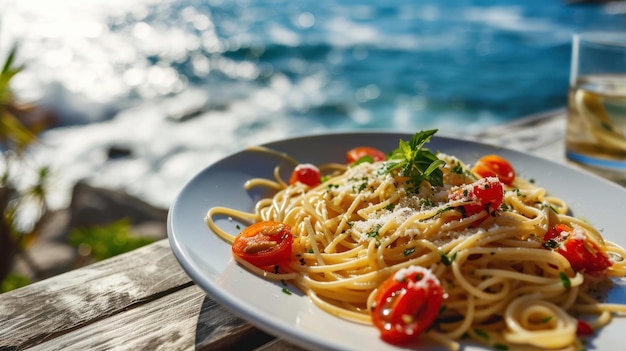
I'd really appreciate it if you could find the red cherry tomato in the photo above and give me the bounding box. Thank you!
[449,177,504,218]
[289,163,321,186]
[576,319,594,336]
[472,155,515,186]
[371,266,444,344]
[543,223,572,241]
[346,146,387,164]
[543,224,612,275]
[232,221,293,268]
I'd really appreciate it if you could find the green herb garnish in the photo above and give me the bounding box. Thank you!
[542,239,559,250]
[352,155,374,166]
[420,206,454,222]
[438,305,448,315]
[380,129,446,188]
[440,251,457,266]
[367,224,382,238]
[559,272,571,288]
[474,328,490,340]
[420,197,435,207]
[326,183,339,192]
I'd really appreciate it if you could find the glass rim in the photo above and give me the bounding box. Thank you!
[574,31,626,48]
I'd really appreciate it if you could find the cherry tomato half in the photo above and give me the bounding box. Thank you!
[371,266,444,344]
[543,224,612,275]
[449,177,504,218]
[472,155,515,186]
[346,146,387,164]
[577,319,594,336]
[232,221,293,268]
[289,163,321,187]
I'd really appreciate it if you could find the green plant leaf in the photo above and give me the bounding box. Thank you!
[380,129,445,189]
[0,272,30,293]
[69,219,156,262]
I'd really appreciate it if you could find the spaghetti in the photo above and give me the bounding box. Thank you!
[206,132,626,351]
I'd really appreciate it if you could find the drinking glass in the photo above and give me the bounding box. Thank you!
[566,31,626,182]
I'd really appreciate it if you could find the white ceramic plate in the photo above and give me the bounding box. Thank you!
[168,131,626,351]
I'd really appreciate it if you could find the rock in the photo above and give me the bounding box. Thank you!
[12,181,169,282]
[66,181,168,238]
[106,145,133,159]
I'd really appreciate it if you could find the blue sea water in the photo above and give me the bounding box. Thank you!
[3,0,626,133]
[2,0,626,209]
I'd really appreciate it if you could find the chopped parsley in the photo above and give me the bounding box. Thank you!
[367,224,382,238]
[282,288,292,295]
[352,176,370,193]
[560,272,572,288]
[451,162,465,175]
[543,239,559,250]
[440,251,457,266]
[420,197,435,207]
[326,183,339,191]
[403,247,415,256]
[512,188,525,197]
[420,206,454,222]
[474,328,489,340]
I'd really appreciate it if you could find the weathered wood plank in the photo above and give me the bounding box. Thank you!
[0,239,191,350]
[24,284,274,351]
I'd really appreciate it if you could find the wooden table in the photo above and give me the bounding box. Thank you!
[0,109,618,351]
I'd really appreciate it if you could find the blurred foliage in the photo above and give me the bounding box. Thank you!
[69,219,155,262]
[0,44,43,290]
[0,45,38,154]
[0,45,155,294]
[0,272,30,293]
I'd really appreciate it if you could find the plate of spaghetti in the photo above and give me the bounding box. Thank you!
[168,130,626,351]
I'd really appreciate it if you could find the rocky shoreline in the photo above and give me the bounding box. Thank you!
[13,181,169,282]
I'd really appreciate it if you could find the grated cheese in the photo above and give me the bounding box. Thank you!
[393,265,441,288]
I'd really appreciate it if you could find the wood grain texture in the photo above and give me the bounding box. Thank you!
[0,239,191,350]
[24,285,274,351]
